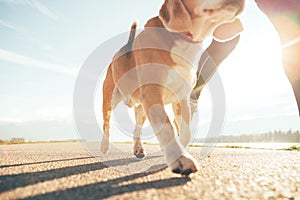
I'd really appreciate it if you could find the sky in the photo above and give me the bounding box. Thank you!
[0,0,299,142]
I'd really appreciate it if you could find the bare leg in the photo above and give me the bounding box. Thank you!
[133,104,146,159]
[191,36,240,100]
[255,0,300,116]
[282,44,300,115]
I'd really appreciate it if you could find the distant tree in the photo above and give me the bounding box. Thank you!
[194,129,300,143]
[10,138,25,144]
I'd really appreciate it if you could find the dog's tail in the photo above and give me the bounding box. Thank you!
[126,22,137,50]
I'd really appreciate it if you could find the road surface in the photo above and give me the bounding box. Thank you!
[0,142,300,199]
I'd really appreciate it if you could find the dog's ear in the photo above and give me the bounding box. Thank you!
[159,0,192,32]
[213,18,243,42]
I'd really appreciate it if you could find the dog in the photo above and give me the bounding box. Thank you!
[101,0,245,176]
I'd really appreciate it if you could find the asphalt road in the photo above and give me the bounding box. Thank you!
[0,142,300,200]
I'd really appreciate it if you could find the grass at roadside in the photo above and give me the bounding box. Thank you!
[283,144,300,151]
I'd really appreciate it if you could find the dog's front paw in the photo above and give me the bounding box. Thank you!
[169,153,199,176]
[101,138,110,154]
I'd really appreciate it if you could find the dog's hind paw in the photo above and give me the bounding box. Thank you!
[101,139,110,154]
[134,145,145,159]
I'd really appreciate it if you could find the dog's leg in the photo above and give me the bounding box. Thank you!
[101,65,121,154]
[172,102,181,136]
[172,100,191,147]
[141,86,198,175]
[133,104,146,159]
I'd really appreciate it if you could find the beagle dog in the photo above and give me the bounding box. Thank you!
[101,0,245,176]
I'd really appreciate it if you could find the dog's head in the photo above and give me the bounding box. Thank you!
[159,0,245,42]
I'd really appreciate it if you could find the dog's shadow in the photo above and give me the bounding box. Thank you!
[1,156,191,199]
[32,164,190,199]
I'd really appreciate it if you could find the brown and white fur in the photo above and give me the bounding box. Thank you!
[101,0,245,176]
